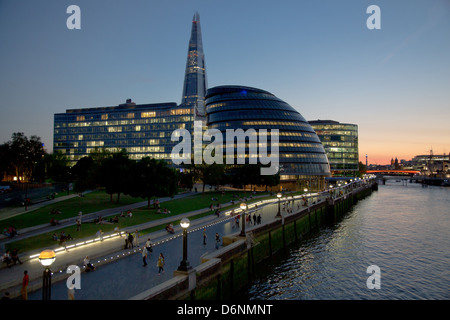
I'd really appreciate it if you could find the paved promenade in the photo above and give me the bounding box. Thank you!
[0,190,292,300]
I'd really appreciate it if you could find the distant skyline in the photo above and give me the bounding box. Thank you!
[0,0,449,165]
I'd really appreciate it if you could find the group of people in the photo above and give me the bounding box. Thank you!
[2,248,23,268]
[52,231,72,250]
[246,212,262,225]
[165,224,175,234]
[49,208,62,215]
[118,210,133,218]
[202,228,222,250]
[156,208,171,214]
[137,237,165,275]
[124,230,140,249]
[2,225,18,238]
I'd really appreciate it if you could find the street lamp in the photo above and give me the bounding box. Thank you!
[239,202,247,236]
[177,218,192,272]
[276,192,282,218]
[39,249,55,300]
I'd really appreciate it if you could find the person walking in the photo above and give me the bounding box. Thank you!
[96,229,104,242]
[145,238,153,253]
[134,229,139,247]
[76,218,81,232]
[157,253,165,275]
[84,256,95,272]
[202,228,207,245]
[21,270,29,300]
[142,246,148,267]
[215,233,221,249]
[128,232,134,249]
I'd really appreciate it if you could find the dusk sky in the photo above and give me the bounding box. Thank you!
[0,0,449,165]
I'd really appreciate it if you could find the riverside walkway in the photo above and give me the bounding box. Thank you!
[0,182,369,300]
[0,190,287,299]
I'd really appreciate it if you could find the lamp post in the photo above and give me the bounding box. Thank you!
[239,202,247,236]
[276,192,282,218]
[177,218,192,272]
[39,249,55,300]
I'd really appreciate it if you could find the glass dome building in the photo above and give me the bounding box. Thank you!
[205,85,331,190]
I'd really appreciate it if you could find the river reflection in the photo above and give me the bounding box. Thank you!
[240,182,450,300]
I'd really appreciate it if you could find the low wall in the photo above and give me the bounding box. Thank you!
[130,182,377,300]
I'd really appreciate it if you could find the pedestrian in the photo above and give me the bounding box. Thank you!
[142,246,148,267]
[76,218,81,231]
[215,232,220,249]
[96,229,104,242]
[253,213,257,225]
[145,238,153,255]
[157,253,165,275]
[202,228,207,245]
[134,229,139,247]
[84,256,95,272]
[257,214,261,224]
[60,231,68,251]
[11,248,23,265]
[21,270,29,300]
[128,232,134,248]
[124,234,129,249]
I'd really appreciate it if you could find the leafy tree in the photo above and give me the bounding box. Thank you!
[128,157,178,208]
[98,149,132,202]
[71,156,96,193]
[2,132,45,182]
[33,152,71,184]
[0,143,12,181]
[189,163,225,193]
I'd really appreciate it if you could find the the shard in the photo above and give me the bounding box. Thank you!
[181,12,208,121]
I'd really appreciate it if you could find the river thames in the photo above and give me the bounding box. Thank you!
[239,181,450,300]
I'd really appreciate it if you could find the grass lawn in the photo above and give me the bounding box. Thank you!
[4,190,275,253]
[0,190,146,231]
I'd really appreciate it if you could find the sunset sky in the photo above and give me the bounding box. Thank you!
[0,0,449,165]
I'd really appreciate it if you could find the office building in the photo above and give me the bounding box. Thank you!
[206,86,331,190]
[53,99,193,164]
[309,120,359,175]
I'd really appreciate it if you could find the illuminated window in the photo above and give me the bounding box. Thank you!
[170,108,192,115]
[76,116,85,121]
[101,114,108,120]
[141,112,156,118]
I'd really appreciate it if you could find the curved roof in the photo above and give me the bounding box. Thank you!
[205,85,331,177]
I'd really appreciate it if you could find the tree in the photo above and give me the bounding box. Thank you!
[98,149,132,202]
[71,156,96,193]
[0,143,12,181]
[33,152,71,184]
[188,163,225,193]
[129,157,178,208]
[2,132,46,182]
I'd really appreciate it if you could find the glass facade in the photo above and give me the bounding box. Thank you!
[181,12,208,121]
[205,86,331,181]
[309,120,359,173]
[53,100,193,165]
